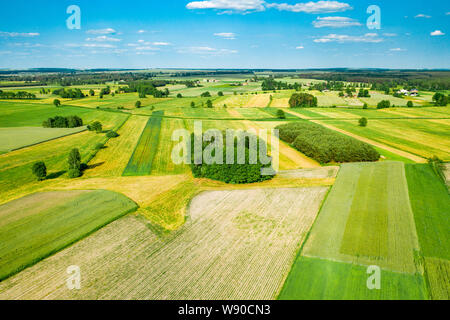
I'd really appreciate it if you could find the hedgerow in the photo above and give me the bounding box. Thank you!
[276,121,380,164]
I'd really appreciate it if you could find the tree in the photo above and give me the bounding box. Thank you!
[289,93,318,108]
[359,117,368,127]
[407,101,413,108]
[89,89,95,96]
[68,148,82,178]
[135,101,142,108]
[177,93,183,98]
[88,121,102,133]
[190,101,195,108]
[201,91,211,97]
[206,100,213,108]
[53,99,61,107]
[32,161,47,181]
[363,103,368,109]
[99,93,103,99]
[218,91,224,96]
[276,109,286,119]
[432,93,448,106]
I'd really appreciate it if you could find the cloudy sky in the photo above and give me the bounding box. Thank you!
[0,0,448,69]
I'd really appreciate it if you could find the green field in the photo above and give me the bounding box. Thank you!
[303,162,420,274]
[405,164,450,299]
[0,190,137,281]
[0,126,86,153]
[326,119,450,160]
[122,111,164,176]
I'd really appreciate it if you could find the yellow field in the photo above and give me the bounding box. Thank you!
[85,115,148,177]
[244,94,271,108]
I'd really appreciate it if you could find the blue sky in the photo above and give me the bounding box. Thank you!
[0,0,448,69]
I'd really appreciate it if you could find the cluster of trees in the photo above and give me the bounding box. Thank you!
[52,88,85,99]
[289,93,318,108]
[201,91,211,97]
[276,122,380,164]
[120,80,169,98]
[357,89,371,98]
[0,90,36,99]
[190,132,274,184]
[432,93,450,106]
[42,115,83,128]
[262,78,301,91]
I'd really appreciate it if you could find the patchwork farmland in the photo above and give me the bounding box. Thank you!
[0,69,449,302]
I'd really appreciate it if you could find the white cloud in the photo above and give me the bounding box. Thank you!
[86,28,116,35]
[86,36,121,42]
[296,45,304,49]
[153,42,171,46]
[0,31,40,37]
[430,30,445,36]
[314,33,383,43]
[135,46,159,51]
[187,0,265,12]
[415,14,431,18]
[383,33,397,37]
[267,1,352,14]
[137,30,146,33]
[312,16,361,28]
[214,32,236,39]
[179,46,238,55]
[390,48,406,52]
[66,43,116,48]
[446,12,450,15]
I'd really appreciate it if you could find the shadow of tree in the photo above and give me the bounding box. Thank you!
[46,170,66,180]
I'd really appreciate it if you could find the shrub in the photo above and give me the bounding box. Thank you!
[276,109,286,119]
[191,101,195,108]
[190,132,274,184]
[94,143,104,150]
[363,103,368,109]
[289,93,318,108]
[88,121,102,133]
[106,131,119,138]
[135,101,142,108]
[276,122,380,164]
[53,99,61,107]
[32,161,47,181]
[68,168,81,179]
[218,91,224,96]
[377,100,391,109]
[177,93,183,98]
[206,100,213,108]
[201,91,211,97]
[359,117,368,127]
[407,101,413,108]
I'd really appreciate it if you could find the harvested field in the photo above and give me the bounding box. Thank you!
[277,167,339,179]
[0,187,328,300]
